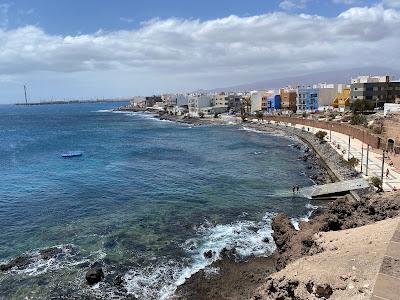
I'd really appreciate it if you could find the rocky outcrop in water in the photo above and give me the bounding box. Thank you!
[203,250,213,259]
[0,245,73,273]
[0,256,33,272]
[85,267,104,285]
[219,247,239,261]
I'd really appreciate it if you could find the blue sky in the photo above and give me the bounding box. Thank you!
[0,0,399,103]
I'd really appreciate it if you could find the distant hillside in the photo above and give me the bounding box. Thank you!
[207,67,400,93]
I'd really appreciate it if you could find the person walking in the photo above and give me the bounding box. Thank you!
[296,185,300,193]
[292,185,296,193]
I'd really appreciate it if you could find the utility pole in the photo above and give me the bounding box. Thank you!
[348,135,351,160]
[366,144,370,176]
[24,85,28,105]
[360,131,365,174]
[381,150,385,188]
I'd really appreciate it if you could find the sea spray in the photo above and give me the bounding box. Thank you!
[123,212,276,300]
[291,203,319,231]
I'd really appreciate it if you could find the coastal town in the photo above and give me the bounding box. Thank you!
[122,74,400,192]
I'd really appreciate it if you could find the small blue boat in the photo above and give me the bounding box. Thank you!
[61,151,83,158]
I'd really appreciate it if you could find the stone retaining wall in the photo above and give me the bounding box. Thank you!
[263,116,381,149]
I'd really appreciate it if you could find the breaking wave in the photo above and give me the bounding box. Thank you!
[123,212,275,300]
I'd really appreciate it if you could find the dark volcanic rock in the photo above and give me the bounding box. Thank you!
[204,250,213,259]
[39,247,63,260]
[0,256,33,272]
[262,237,270,243]
[85,267,105,285]
[315,283,333,298]
[262,277,300,299]
[271,214,296,254]
[220,247,238,261]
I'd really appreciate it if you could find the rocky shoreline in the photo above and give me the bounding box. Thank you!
[116,107,226,126]
[115,109,388,299]
[172,120,399,299]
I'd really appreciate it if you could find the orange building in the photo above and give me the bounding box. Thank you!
[333,88,350,111]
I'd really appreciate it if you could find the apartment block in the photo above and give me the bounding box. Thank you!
[188,95,212,117]
[350,76,400,108]
[297,87,319,111]
[333,88,351,112]
[280,88,297,111]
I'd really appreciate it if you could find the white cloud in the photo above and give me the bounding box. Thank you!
[279,0,308,10]
[119,17,134,23]
[332,0,362,5]
[0,4,400,101]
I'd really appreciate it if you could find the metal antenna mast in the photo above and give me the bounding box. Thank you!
[24,84,28,104]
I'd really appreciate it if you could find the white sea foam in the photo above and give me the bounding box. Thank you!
[3,245,87,277]
[94,109,114,113]
[291,203,319,231]
[123,212,276,300]
[241,126,266,134]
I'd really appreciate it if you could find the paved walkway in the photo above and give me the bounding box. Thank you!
[270,121,400,192]
[372,219,400,300]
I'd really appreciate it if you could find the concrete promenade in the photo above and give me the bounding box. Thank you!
[269,120,400,192]
[372,218,400,300]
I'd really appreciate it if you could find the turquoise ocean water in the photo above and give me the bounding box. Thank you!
[0,103,313,299]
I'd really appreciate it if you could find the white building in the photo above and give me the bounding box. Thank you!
[313,83,347,107]
[250,91,272,112]
[351,75,393,84]
[188,95,212,117]
[212,93,228,107]
[161,94,189,107]
[210,93,228,113]
[130,96,146,107]
[176,94,189,107]
[384,103,400,116]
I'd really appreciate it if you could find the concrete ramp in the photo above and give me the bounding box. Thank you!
[302,178,370,199]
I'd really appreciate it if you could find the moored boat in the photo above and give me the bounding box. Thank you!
[61,151,83,158]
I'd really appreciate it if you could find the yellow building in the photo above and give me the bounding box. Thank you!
[333,88,350,111]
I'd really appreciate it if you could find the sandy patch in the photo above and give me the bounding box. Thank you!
[255,217,399,299]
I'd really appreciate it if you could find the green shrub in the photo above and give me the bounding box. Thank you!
[255,111,264,121]
[315,131,328,141]
[370,177,382,190]
[350,114,367,126]
[351,99,376,113]
[346,157,360,168]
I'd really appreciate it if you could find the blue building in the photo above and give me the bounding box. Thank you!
[297,88,319,111]
[267,95,282,112]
